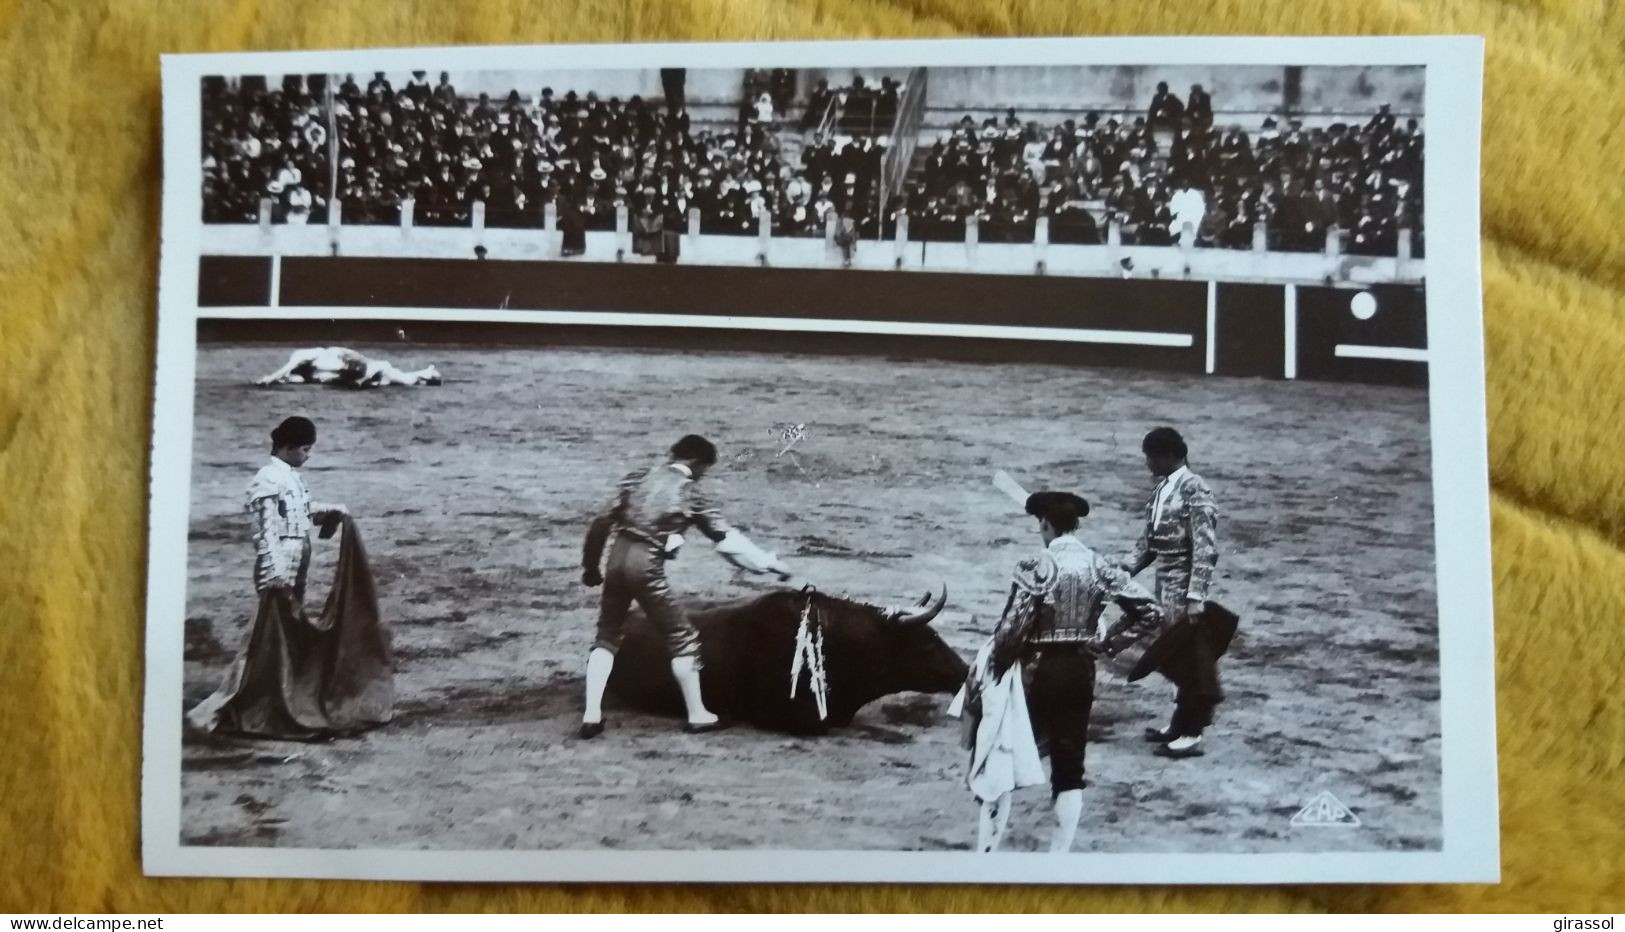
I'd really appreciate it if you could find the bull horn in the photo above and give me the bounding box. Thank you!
[890,583,947,626]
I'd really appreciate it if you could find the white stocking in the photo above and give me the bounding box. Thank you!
[976,793,1013,853]
[583,647,615,724]
[670,655,718,725]
[1049,789,1084,853]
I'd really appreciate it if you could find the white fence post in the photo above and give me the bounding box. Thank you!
[1034,215,1049,273]
[1250,220,1268,279]
[327,199,342,255]
[757,208,772,265]
[1325,224,1341,281]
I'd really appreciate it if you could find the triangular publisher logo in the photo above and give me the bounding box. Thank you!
[1291,791,1361,827]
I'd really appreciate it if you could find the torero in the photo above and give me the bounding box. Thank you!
[578,433,793,738]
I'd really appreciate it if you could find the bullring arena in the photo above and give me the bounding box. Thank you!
[179,62,1440,854]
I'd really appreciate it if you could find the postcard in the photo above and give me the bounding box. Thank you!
[144,35,1494,883]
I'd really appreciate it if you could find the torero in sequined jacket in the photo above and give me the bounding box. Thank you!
[989,534,1163,676]
[246,457,343,592]
[1123,465,1220,607]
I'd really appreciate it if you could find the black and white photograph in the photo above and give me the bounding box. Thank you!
[143,37,1495,884]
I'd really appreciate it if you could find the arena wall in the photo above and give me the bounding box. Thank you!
[196,254,1427,388]
[196,222,1419,286]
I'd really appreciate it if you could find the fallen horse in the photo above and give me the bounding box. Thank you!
[255,347,442,388]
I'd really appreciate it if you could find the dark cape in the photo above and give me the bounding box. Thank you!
[187,516,394,740]
[1126,600,1239,701]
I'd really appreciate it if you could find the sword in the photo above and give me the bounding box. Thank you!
[991,469,1030,510]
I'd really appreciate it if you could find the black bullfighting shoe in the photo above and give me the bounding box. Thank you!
[1143,726,1178,744]
[578,720,605,740]
[681,719,731,734]
[1154,735,1205,758]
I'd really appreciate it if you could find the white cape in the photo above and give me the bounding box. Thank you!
[947,641,1046,803]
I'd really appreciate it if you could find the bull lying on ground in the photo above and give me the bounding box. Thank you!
[607,585,967,735]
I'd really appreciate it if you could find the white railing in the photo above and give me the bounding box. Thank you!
[212,199,1421,286]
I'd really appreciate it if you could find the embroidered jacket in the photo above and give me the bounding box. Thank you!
[990,535,1161,672]
[246,457,338,587]
[607,461,733,544]
[1125,466,1220,602]
[582,460,736,573]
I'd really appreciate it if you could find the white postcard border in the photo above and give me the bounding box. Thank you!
[144,34,1494,884]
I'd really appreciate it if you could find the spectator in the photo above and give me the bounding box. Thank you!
[1147,81,1184,131]
[631,199,664,257]
[201,75,1421,256]
[404,70,431,108]
[1196,197,1230,247]
[1169,183,1205,247]
[1367,102,1397,141]
[770,69,797,116]
[834,212,859,266]
[433,72,456,105]
[286,183,314,225]
[558,194,586,256]
[1186,84,1213,129]
[1021,124,1048,182]
[803,78,833,133]
[777,195,816,237]
[877,76,900,126]
[839,76,879,135]
[1047,179,1100,245]
[660,68,686,115]
[366,71,392,103]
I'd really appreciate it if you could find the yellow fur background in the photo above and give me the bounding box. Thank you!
[2,0,1622,913]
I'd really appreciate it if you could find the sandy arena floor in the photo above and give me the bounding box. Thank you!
[177,340,1440,853]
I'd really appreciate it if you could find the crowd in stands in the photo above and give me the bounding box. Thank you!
[202,69,891,247]
[911,82,1423,254]
[201,72,1422,256]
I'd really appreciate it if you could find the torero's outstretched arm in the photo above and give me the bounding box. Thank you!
[1095,561,1163,656]
[1121,496,1156,577]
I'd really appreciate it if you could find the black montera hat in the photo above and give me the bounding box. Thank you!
[1142,426,1188,459]
[1024,490,1091,522]
[271,416,316,449]
[670,434,718,465]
